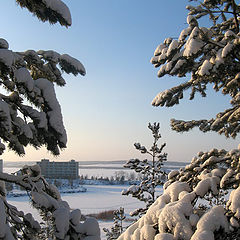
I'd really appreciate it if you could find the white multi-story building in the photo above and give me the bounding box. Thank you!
[0,159,2,172]
[37,159,79,179]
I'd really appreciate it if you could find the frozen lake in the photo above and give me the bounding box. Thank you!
[7,185,144,214]
[3,160,183,239]
[7,184,162,239]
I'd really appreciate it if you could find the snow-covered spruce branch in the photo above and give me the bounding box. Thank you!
[0,164,100,240]
[188,0,240,29]
[122,123,167,217]
[0,194,42,240]
[0,172,31,190]
[118,2,240,240]
[150,0,240,138]
[170,104,240,138]
[0,38,85,156]
[15,0,72,27]
[118,146,240,240]
[0,1,101,240]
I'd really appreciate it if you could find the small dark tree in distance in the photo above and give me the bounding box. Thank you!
[103,207,126,240]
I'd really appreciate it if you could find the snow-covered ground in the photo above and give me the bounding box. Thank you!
[3,161,184,239]
[7,184,160,239]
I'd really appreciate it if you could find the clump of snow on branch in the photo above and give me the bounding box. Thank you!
[0,38,9,49]
[191,206,229,240]
[60,54,86,76]
[35,78,67,146]
[43,0,72,25]
[227,186,240,219]
[16,0,72,27]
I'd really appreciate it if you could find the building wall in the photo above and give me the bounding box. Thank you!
[0,159,2,173]
[37,159,79,179]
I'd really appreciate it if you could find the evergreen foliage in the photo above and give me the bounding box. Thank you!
[0,2,85,156]
[103,207,126,240]
[122,123,167,217]
[118,1,240,240]
[0,1,100,239]
[150,0,240,138]
[16,0,72,27]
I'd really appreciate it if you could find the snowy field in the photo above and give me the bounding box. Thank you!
[7,185,159,239]
[3,161,184,239]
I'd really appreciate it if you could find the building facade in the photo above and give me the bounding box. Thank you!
[0,159,2,172]
[37,159,79,179]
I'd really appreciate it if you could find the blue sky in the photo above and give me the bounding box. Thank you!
[1,0,239,162]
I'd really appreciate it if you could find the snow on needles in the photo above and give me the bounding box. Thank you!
[191,206,229,240]
[43,0,72,26]
[118,180,229,240]
[118,148,240,240]
[0,49,14,67]
[35,78,67,146]
[227,186,240,219]
[14,68,34,92]
[0,38,9,49]
[60,54,86,76]
[0,99,12,132]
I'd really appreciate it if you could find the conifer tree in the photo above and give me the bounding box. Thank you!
[122,122,167,217]
[103,207,126,240]
[118,1,240,240]
[0,1,100,239]
[150,0,240,139]
[0,1,85,156]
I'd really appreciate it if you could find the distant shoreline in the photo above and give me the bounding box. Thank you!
[3,160,188,168]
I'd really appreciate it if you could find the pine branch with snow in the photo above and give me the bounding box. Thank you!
[0,1,85,156]
[0,2,101,240]
[150,0,240,138]
[16,0,72,27]
[0,38,85,156]
[119,1,240,240]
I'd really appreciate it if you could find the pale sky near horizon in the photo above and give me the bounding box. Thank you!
[0,0,239,162]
